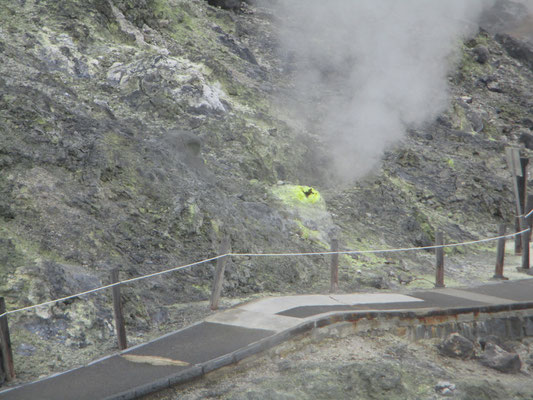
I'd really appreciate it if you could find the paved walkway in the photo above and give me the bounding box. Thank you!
[2,279,533,400]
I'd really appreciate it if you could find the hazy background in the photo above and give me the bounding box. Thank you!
[271,0,500,183]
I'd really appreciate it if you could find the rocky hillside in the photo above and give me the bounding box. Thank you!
[1,0,533,386]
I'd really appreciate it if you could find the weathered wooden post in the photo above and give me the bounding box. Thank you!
[515,217,522,255]
[519,158,530,256]
[110,269,127,350]
[521,216,531,271]
[518,157,529,211]
[505,147,522,255]
[505,147,529,255]
[435,231,445,288]
[526,196,533,275]
[526,195,533,228]
[330,238,339,293]
[493,224,508,280]
[0,298,15,381]
[210,236,231,311]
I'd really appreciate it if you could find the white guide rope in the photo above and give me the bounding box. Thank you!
[0,228,529,318]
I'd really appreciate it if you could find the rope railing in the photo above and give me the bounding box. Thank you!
[515,209,533,219]
[229,229,529,257]
[0,228,529,319]
[0,255,227,318]
[0,225,530,381]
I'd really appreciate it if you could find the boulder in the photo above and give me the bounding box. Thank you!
[519,132,533,150]
[435,381,456,397]
[479,335,508,351]
[479,343,521,374]
[473,45,490,64]
[438,333,475,360]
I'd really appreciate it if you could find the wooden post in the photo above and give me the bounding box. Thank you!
[526,195,533,228]
[0,298,15,381]
[435,231,445,288]
[493,224,508,280]
[518,158,530,254]
[519,158,529,212]
[210,236,231,311]
[507,148,524,254]
[521,216,530,270]
[515,216,522,255]
[111,269,127,350]
[330,238,339,293]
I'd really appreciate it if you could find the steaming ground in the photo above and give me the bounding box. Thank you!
[274,0,495,182]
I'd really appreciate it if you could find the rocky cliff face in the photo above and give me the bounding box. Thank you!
[0,0,533,385]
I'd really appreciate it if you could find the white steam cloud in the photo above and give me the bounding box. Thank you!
[274,0,490,183]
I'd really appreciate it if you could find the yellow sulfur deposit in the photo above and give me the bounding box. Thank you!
[272,185,323,207]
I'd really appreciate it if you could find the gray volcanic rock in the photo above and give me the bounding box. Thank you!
[150,333,533,400]
[496,33,533,71]
[435,381,457,397]
[479,0,530,34]
[0,0,532,387]
[479,343,522,374]
[438,333,475,360]
[207,0,244,10]
[473,45,490,64]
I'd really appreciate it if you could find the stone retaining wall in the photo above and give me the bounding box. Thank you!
[312,307,533,342]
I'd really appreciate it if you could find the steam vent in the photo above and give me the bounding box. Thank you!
[1,0,533,399]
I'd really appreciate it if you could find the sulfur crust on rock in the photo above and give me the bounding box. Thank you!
[271,185,324,208]
[270,184,332,249]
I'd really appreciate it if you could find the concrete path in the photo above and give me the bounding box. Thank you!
[2,279,533,400]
